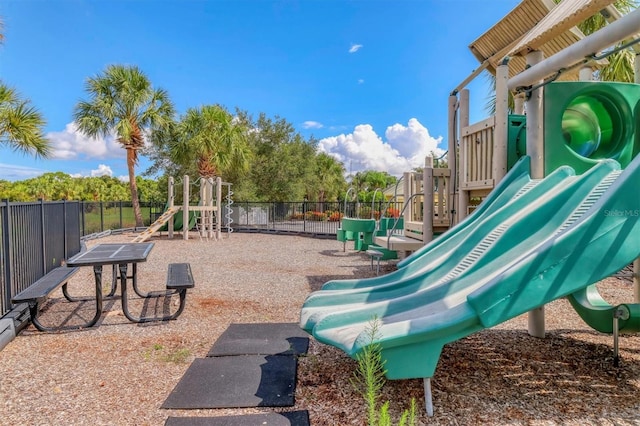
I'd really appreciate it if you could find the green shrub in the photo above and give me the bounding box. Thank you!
[351,318,417,426]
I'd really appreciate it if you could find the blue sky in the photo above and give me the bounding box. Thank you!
[0,0,521,181]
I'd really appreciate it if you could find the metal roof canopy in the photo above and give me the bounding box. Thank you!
[509,7,640,90]
[466,0,616,82]
[509,0,617,56]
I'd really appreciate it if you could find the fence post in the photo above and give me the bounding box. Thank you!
[81,201,86,237]
[100,201,105,233]
[2,199,12,312]
[119,200,123,229]
[39,199,46,274]
[271,204,275,231]
[63,200,68,263]
[303,200,307,232]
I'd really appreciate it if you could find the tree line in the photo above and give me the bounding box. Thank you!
[2,27,398,220]
[0,172,164,203]
[0,163,399,205]
[5,1,634,226]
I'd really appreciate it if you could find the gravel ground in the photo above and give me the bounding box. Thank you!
[0,231,639,425]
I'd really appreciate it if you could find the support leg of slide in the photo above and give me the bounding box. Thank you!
[423,378,434,417]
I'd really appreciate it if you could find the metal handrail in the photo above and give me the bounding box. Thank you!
[380,176,404,220]
[343,187,355,218]
[386,193,421,248]
[370,188,382,219]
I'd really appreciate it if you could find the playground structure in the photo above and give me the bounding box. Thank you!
[133,176,233,243]
[304,0,640,416]
[371,155,452,252]
[336,187,405,260]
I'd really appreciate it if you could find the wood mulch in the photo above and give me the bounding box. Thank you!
[0,232,638,425]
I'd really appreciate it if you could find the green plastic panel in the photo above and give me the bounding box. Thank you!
[302,154,640,380]
[567,285,640,334]
[544,81,640,175]
[507,114,527,170]
[158,205,198,232]
[322,157,535,291]
[340,218,376,233]
[339,218,376,251]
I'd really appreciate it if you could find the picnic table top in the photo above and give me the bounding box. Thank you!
[66,243,154,267]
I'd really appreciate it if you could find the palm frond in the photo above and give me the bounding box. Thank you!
[598,49,635,82]
[0,101,50,158]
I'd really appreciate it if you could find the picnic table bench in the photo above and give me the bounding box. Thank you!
[11,267,82,332]
[12,243,196,332]
[121,262,195,323]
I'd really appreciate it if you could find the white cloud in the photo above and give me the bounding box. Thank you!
[90,164,113,177]
[357,79,365,84]
[46,122,124,160]
[317,118,445,176]
[302,121,323,129]
[0,163,47,181]
[349,43,363,53]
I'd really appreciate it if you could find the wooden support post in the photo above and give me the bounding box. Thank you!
[424,156,434,244]
[458,89,470,222]
[514,93,525,115]
[183,176,189,241]
[579,66,593,81]
[168,177,175,239]
[493,60,509,185]
[200,178,207,240]
[525,50,545,338]
[447,94,458,225]
[403,172,412,225]
[210,178,215,239]
[216,176,222,240]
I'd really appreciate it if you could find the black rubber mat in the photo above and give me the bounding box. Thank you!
[161,355,297,409]
[207,323,309,357]
[164,410,310,425]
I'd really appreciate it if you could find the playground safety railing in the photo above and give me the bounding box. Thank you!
[230,201,402,236]
[80,201,166,236]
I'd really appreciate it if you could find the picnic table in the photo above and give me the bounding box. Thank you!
[65,242,155,324]
[66,242,194,324]
[13,242,195,331]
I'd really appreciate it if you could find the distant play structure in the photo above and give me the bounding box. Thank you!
[304,0,640,416]
[133,176,233,243]
[336,187,403,262]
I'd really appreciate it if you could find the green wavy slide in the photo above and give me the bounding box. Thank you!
[300,155,640,380]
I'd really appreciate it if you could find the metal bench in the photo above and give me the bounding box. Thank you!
[167,263,196,291]
[366,249,384,275]
[120,262,195,323]
[11,267,81,332]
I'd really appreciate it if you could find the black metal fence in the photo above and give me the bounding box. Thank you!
[79,200,403,237]
[231,201,402,235]
[1,200,82,317]
[79,201,165,236]
[0,199,403,317]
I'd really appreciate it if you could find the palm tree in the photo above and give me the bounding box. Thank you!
[0,18,50,158]
[74,65,174,226]
[0,84,50,157]
[170,105,249,179]
[315,152,346,203]
[577,0,637,81]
